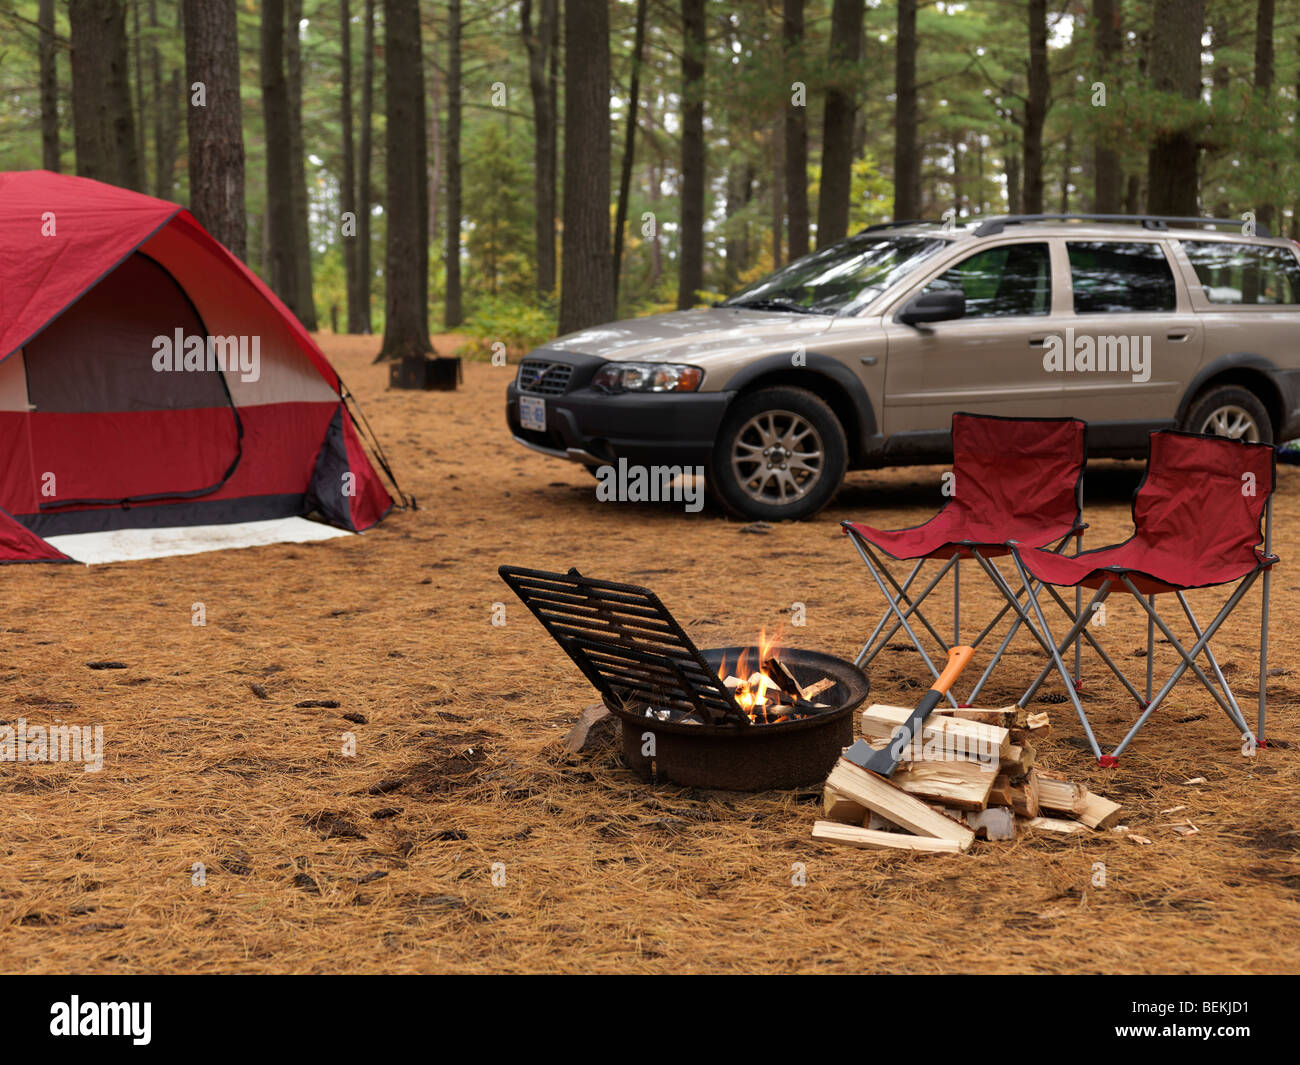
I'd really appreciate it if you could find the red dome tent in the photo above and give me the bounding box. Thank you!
[0,171,401,562]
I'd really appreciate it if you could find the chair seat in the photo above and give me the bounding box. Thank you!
[1016,539,1277,595]
[845,512,1082,562]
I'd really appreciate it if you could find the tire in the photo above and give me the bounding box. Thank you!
[709,386,848,521]
[1180,385,1273,445]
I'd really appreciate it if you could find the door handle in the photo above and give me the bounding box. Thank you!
[1028,336,1049,347]
[1166,331,1191,342]
[860,356,878,366]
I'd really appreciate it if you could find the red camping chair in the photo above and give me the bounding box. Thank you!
[842,413,1088,707]
[1001,430,1277,764]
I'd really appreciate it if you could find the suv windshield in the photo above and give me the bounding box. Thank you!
[724,234,946,315]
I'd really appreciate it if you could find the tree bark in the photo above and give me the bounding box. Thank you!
[444,0,464,328]
[1022,0,1048,214]
[559,0,614,333]
[261,0,300,314]
[340,0,365,332]
[522,0,559,299]
[68,0,143,190]
[38,0,59,172]
[613,0,648,304]
[676,0,706,308]
[183,0,246,260]
[817,0,863,246]
[285,0,317,328]
[1004,135,1021,213]
[1145,0,1204,215]
[893,0,919,220]
[1253,0,1275,232]
[380,0,432,358]
[133,0,147,183]
[783,0,809,260]
[358,0,375,333]
[1091,0,1122,212]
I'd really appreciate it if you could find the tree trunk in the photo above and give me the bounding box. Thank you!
[1146,0,1204,215]
[817,0,864,246]
[1092,0,1122,212]
[340,0,364,332]
[1253,0,1275,233]
[1004,136,1021,213]
[1022,0,1048,214]
[523,0,559,299]
[677,0,706,308]
[559,0,614,333]
[38,0,59,172]
[380,0,432,358]
[183,0,246,260]
[783,0,809,260]
[771,124,784,268]
[261,0,300,314]
[444,0,464,328]
[358,0,375,333]
[133,0,147,184]
[893,0,919,220]
[285,0,318,328]
[68,0,143,190]
[613,0,648,306]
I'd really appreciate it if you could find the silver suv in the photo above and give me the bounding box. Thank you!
[507,214,1300,520]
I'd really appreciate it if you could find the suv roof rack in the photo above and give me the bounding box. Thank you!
[971,213,1271,238]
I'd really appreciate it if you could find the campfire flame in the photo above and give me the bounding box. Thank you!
[717,626,806,725]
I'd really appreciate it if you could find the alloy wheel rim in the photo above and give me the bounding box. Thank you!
[1199,404,1260,442]
[731,409,825,505]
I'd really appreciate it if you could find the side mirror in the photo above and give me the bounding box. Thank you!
[897,289,965,326]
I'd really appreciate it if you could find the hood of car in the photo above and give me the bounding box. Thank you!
[543,307,836,364]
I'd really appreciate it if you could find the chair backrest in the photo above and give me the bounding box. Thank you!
[948,413,1086,535]
[1133,430,1275,560]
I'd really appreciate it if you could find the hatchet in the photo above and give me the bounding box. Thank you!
[842,645,975,778]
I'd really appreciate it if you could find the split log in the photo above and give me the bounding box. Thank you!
[825,759,974,849]
[761,657,804,700]
[1009,769,1041,819]
[811,821,964,853]
[890,756,996,811]
[1010,712,1052,746]
[1000,743,1036,774]
[859,704,1010,765]
[934,705,1027,729]
[1037,776,1088,816]
[802,677,835,701]
[1077,791,1123,830]
[1026,816,1088,835]
[563,703,616,754]
[989,773,1014,807]
[823,786,867,823]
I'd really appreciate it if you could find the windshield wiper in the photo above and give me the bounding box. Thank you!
[725,298,824,315]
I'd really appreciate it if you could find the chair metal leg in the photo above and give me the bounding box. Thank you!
[1259,498,1273,743]
[852,538,959,707]
[954,556,960,645]
[855,556,926,665]
[1016,583,1112,707]
[1010,554,1104,761]
[852,551,957,667]
[1038,584,1147,708]
[1111,574,1260,757]
[1146,595,1154,703]
[864,542,953,653]
[1176,592,1252,738]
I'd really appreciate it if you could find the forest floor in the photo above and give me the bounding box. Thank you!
[2,334,1298,974]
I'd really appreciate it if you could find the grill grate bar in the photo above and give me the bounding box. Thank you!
[498,565,748,726]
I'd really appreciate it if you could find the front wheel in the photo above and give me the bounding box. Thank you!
[709,386,847,521]
[1181,385,1273,444]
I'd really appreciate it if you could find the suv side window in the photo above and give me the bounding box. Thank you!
[919,242,1051,318]
[1181,240,1300,305]
[1067,241,1176,313]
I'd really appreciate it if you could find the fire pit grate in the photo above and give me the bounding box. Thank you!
[498,565,748,726]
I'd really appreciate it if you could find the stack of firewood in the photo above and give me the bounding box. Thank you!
[812,704,1122,854]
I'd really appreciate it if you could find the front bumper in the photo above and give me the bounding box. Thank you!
[506,380,733,469]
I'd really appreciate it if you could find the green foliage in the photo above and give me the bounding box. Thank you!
[462,120,535,299]
[455,295,557,360]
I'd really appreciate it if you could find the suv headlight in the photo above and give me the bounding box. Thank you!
[591,362,703,393]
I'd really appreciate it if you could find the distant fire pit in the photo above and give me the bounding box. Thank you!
[499,566,869,791]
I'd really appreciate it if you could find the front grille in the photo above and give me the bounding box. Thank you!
[517,359,573,396]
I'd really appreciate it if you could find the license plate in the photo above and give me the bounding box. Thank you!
[519,395,546,432]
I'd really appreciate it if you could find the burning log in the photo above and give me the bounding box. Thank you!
[761,656,804,700]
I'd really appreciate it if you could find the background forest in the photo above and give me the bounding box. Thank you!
[0,0,1296,355]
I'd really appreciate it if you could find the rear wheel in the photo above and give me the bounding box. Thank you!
[709,386,847,521]
[1181,385,1272,444]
